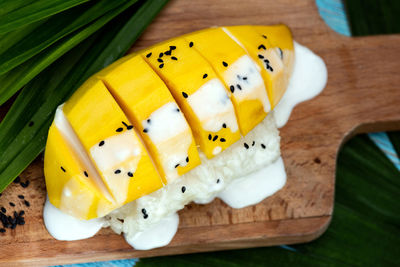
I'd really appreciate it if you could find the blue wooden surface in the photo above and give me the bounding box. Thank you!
[56,1,399,266]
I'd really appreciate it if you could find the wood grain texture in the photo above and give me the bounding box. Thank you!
[1,0,400,265]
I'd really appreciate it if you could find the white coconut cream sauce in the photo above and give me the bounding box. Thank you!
[142,101,192,182]
[43,197,105,241]
[188,78,239,133]
[43,41,327,249]
[223,55,271,113]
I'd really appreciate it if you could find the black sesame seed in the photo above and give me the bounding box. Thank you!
[122,121,128,127]
[261,143,266,149]
[278,47,283,59]
[230,85,235,93]
[127,125,133,130]
[189,41,194,47]
[314,157,321,164]
[258,44,266,50]
[165,50,171,55]
[222,61,228,67]
[212,135,218,141]
[170,45,176,50]
[84,171,88,177]
[208,134,212,140]
[171,56,178,60]
[127,172,133,177]
[267,65,274,72]
[114,169,121,174]
[174,164,180,168]
[60,166,66,172]
[186,157,189,163]
[116,127,123,132]
[252,141,255,146]
[147,119,151,124]
[182,92,188,98]
[146,52,152,58]
[9,202,15,207]
[18,195,24,199]
[159,52,163,58]
[176,108,180,112]
[143,128,148,133]
[141,208,147,214]
[264,59,270,63]
[243,77,247,80]
[1,207,5,213]
[20,180,30,188]
[28,121,34,127]
[143,214,149,219]
[237,84,242,90]
[222,123,227,128]
[13,176,20,184]
[244,143,249,149]
[19,211,25,216]
[24,200,30,207]
[157,58,163,63]
[262,34,267,39]
[0,228,5,233]
[159,63,164,68]
[220,138,226,142]
[217,179,220,184]
[258,54,264,59]
[203,73,208,79]
[99,140,105,147]
[181,186,186,193]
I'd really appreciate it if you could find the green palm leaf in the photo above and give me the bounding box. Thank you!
[0,0,91,33]
[0,0,134,75]
[0,0,138,105]
[0,0,169,193]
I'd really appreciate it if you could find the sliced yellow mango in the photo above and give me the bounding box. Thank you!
[253,24,295,91]
[224,25,286,108]
[44,123,115,220]
[63,78,164,205]
[186,28,271,135]
[142,38,240,159]
[97,54,200,183]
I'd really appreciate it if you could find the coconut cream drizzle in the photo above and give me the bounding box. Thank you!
[141,101,192,182]
[187,78,239,133]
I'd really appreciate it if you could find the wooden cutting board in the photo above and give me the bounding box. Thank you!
[1,0,399,265]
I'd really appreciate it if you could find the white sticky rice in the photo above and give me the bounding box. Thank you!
[103,114,280,240]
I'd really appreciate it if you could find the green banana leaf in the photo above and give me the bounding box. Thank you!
[136,134,400,267]
[0,0,169,193]
[0,0,138,105]
[0,0,132,75]
[0,0,90,33]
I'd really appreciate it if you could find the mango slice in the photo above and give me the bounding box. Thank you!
[97,55,200,183]
[142,38,241,158]
[44,110,115,220]
[62,78,164,205]
[253,25,295,92]
[186,28,271,135]
[224,26,287,108]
